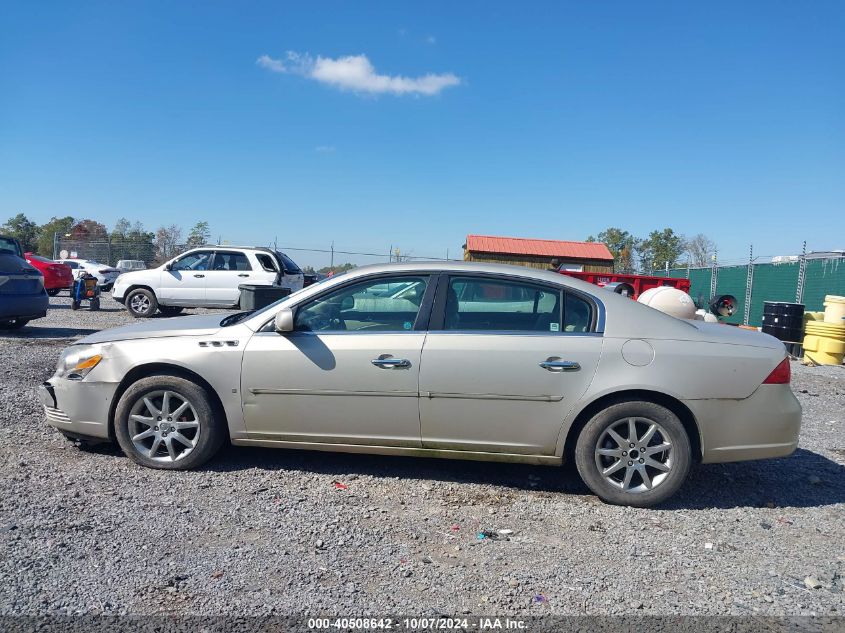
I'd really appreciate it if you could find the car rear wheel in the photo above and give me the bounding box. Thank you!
[126,288,158,318]
[114,375,225,470]
[574,400,691,507]
[0,318,29,330]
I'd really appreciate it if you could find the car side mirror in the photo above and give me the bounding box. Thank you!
[164,262,173,271]
[274,308,295,334]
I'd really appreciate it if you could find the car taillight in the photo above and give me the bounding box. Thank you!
[762,358,791,384]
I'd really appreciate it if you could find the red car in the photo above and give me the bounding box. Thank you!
[24,253,74,296]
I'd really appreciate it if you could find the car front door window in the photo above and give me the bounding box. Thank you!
[294,276,429,333]
[172,252,212,271]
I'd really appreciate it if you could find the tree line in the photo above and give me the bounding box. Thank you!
[586,227,716,274]
[0,213,212,263]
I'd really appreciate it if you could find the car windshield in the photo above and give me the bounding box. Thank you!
[219,275,337,327]
[0,237,21,257]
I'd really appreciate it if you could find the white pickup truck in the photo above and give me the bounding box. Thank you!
[112,246,304,317]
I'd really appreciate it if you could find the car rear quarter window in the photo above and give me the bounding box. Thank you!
[255,253,278,273]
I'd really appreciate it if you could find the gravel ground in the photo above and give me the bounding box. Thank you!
[0,293,843,617]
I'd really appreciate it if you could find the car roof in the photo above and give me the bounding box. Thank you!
[331,260,603,293]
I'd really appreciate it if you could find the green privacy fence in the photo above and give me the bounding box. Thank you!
[667,257,845,326]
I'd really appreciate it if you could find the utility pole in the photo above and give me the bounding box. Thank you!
[744,244,754,325]
[709,249,718,300]
[330,241,335,271]
[796,240,807,304]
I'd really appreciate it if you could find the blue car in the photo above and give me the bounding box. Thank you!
[0,235,48,330]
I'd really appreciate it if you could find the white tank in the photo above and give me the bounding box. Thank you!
[637,286,697,319]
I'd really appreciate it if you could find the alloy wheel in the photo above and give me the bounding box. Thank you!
[129,293,151,315]
[594,417,673,493]
[128,390,201,462]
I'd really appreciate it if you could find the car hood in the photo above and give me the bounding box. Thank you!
[0,253,40,276]
[77,313,228,345]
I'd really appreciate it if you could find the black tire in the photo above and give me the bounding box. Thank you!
[71,300,80,311]
[0,318,28,330]
[114,375,225,470]
[90,297,100,311]
[47,288,61,297]
[574,400,692,508]
[125,288,158,318]
[102,284,112,292]
[158,306,184,317]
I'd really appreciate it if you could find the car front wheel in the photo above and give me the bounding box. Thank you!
[114,375,225,470]
[126,288,158,318]
[574,400,692,507]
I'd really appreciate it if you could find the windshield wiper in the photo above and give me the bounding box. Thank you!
[220,311,253,327]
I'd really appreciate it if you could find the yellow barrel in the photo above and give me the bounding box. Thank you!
[823,294,845,325]
[803,319,845,365]
[804,311,825,323]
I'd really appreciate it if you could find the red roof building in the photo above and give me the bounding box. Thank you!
[463,234,614,273]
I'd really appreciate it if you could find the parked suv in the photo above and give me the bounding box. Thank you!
[116,259,147,273]
[112,246,305,318]
[0,235,48,330]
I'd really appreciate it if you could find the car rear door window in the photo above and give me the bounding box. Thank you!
[212,251,252,271]
[563,292,593,333]
[295,276,429,332]
[444,277,562,332]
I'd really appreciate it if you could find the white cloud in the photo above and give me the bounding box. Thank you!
[314,145,336,153]
[256,51,460,97]
[425,35,437,45]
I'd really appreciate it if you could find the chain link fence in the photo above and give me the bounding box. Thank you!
[53,237,457,273]
[668,252,845,326]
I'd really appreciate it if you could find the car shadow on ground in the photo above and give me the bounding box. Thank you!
[48,304,123,312]
[1,327,100,339]
[202,444,845,510]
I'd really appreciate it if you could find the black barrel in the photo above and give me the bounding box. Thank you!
[238,284,291,311]
[761,301,805,342]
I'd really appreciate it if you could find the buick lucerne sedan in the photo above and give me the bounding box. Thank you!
[39,262,801,506]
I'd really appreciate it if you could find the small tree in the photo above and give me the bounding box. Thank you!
[1,213,40,252]
[586,227,639,273]
[70,219,108,241]
[155,224,183,262]
[639,228,685,273]
[685,233,716,268]
[185,221,211,248]
[36,216,75,257]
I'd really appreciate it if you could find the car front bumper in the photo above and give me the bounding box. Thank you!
[38,378,116,441]
[687,384,802,464]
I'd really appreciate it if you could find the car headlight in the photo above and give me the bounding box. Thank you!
[56,346,104,380]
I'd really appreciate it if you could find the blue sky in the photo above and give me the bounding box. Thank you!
[1,1,843,268]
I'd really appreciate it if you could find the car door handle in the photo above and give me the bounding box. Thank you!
[238,273,249,277]
[371,358,411,369]
[194,274,205,278]
[539,359,581,372]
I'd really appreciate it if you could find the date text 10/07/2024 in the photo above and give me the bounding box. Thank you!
[307,617,528,630]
